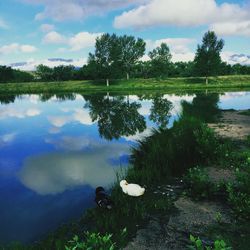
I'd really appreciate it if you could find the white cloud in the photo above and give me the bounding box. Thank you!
[40,23,55,33]
[69,32,102,51]
[42,31,101,51]
[221,51,250,65]
[20,45,37,53]
[0,17,8,29]
[172,52,195,63]
[146,38,195,53]
[210,21,250,37]
[23,0,149,21]
[43,31,66,44]
[114,0,250,37]
[10,58,87,71]
[0,43,37,55]
[146,38,195,62]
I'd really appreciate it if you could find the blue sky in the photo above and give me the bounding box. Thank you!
[0,0,250,70]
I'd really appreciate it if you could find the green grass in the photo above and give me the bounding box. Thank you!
[1,75,250,94]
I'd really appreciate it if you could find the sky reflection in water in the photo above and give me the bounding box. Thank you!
[0,91,250,244]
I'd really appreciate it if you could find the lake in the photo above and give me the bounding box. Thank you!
[0,91,250,244]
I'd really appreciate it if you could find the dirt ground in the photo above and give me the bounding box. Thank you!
[124,196,231,250]
[208,110,250,141]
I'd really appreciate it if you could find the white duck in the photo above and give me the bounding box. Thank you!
[120,180,145,197]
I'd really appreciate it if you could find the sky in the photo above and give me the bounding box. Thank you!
[0,0,250,70]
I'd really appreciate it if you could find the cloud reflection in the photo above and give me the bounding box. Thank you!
[19,142,129,195]
[0,133,17,147]
[45,136,92,151]
[0,106,41,120]
[48,108,94,128]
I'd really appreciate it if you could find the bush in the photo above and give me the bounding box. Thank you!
[188,234,232,250]
[130,117,222,183]
[226,166,250,219]
[65,232,116,250]
[184,167,215,199]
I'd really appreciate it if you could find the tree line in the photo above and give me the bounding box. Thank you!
[1,31,250,84]
[0,66,34,83]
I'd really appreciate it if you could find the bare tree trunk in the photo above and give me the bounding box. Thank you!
[126,72,129,80]
[106,79,109,87]
[205,76,208,85]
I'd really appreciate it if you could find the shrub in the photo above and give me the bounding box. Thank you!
[65,232,116,250]
[184,167,215,199]
[226,161,250,219]
[188,234,232,250]
[130,117,222,183]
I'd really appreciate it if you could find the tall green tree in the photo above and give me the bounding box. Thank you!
[0,66,13,82]
[53,65,75,81]
[119,35,146,80]
[148,43,172,77]
[36,64,53,81]
[194,31,224,84]
[88,33,119,86]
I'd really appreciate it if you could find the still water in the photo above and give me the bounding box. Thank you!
[0,91,250,244]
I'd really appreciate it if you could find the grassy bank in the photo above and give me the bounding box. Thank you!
[1,75,250,94]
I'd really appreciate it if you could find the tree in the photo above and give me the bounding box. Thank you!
[194,31,224,84]
[53,65,74,81]
[12,69,34,82]
[36,64,53,81]
[148,43,172,77]
[0,66,13,82]
[88,33,119,86]
[119,35,146,80]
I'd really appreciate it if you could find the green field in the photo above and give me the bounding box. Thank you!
[1,75,250,94]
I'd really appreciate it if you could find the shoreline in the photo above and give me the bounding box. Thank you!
[1,75,250,95]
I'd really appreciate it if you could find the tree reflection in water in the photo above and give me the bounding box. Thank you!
[149,95,173,128]
[0,94,16,104]
[84,94,146,140]
[181,93,220,122]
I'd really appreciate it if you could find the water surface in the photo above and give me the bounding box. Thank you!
[0,91,250,244]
